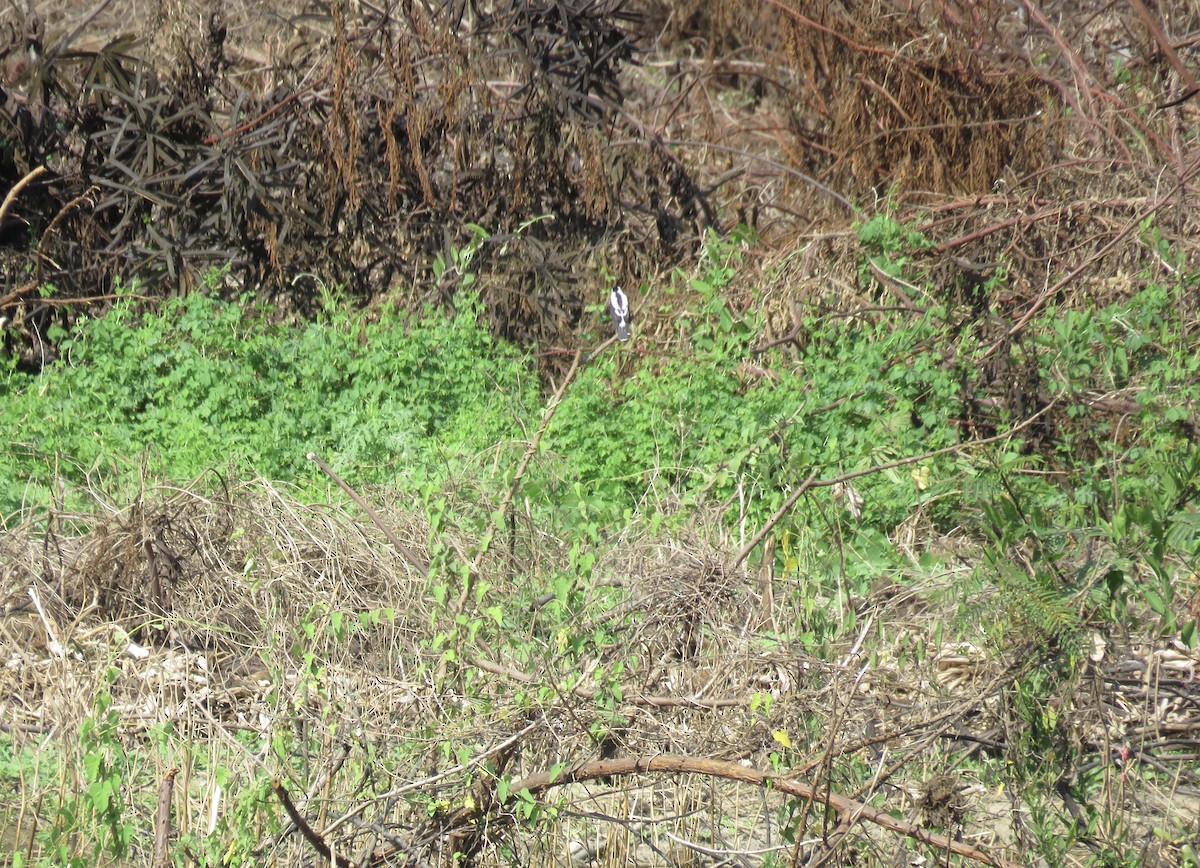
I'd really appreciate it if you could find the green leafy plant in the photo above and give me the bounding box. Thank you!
[1,280,532,517]
[432,223,489,290]
[855,211,934,281]
[549,235,964,539]
[40,670,132,866]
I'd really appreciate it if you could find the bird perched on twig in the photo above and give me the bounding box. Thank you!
[608,286,631,341]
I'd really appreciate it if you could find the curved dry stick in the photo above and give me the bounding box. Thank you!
[35,187,97,287]
[0,167,73,314]
[515,756,1017,867]
[0,279,42,313]
[272,779,353,868]
[0,165,45,231]
[380,754,1016,868]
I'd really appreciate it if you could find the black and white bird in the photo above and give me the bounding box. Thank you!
[608,286,631,342]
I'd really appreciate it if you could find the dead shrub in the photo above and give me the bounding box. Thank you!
[781,0,1054,197]
[0,0,711,373]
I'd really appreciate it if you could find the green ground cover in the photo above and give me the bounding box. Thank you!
[2,222,1199,866]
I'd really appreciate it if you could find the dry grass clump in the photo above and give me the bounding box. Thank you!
[1,476,1199,864]
[0,480,438,782]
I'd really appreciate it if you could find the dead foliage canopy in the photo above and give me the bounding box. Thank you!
[0,0,715,367]
[781,0,1054,197]
[3,0,1199,387]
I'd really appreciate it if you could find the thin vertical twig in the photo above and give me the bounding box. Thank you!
[457,345,591,610]
[152,768,178,868]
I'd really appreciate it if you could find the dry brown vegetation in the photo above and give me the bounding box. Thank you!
[4,0,1195,367]
[3,0,1200,866]
[3,477,1199,865]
